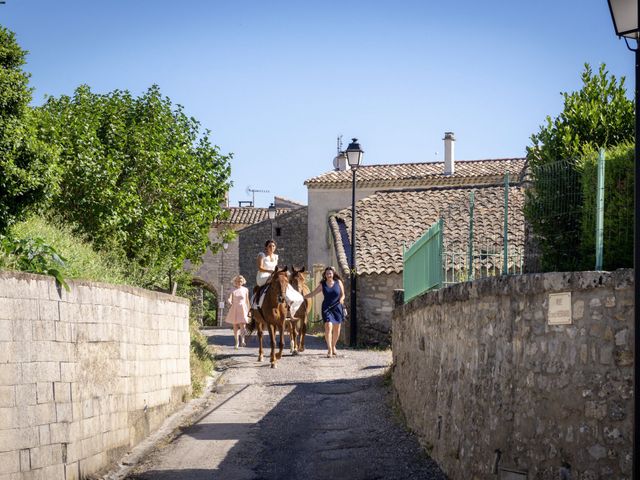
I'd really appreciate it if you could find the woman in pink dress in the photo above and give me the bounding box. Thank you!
[225,275,251,349]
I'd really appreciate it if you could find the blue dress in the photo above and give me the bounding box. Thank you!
[321,280,344,324]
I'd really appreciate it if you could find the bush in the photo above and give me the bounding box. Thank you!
[580,143,634,270]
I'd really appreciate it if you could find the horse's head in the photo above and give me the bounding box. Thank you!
[271,266,289,304]
[290,266,307,289]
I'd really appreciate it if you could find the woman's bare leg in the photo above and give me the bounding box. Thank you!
[324,322,333,357]
[332,323,341,356]
[233,324,239,349]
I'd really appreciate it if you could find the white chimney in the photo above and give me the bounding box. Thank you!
[444,132,455,175]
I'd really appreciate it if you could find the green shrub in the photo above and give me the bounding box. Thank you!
[580,143,634,270]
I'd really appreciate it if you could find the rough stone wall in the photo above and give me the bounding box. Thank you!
[347,273,399,347]
[0,272,191,480]
[239,207,307,290]
[392,270,633,480]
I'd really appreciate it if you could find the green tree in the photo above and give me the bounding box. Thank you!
[525,64,634,271]
[37,84,232,286]
[0,26,57,233]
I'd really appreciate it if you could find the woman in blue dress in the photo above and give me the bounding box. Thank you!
[305,266,345,357]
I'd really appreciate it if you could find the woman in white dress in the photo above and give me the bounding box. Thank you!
[255,240,304,317]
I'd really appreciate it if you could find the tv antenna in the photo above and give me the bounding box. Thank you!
[337,135,343,155]
[245,185,270,206]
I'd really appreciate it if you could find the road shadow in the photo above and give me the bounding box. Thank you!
[128,371,448,480]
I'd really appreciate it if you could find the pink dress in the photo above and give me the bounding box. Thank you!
[224,286,250,325]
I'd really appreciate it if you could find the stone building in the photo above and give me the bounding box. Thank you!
[305,133,527,345]
[328,185,526,346]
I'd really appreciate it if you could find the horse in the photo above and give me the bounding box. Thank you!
[246,266,289,368]
[287,266,310,355]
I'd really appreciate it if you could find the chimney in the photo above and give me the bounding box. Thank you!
[444,132,455,175]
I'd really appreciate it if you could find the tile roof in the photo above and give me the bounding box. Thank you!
[328,185,525,275]
[216,207,292,226]
[305,158,526,189]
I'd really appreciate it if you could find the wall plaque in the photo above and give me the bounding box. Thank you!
[548,292,572,325]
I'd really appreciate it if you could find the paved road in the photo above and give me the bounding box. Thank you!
[126,329,446,480]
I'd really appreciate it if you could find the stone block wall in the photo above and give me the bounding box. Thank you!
[0,272,191,480]
[392,270,633,479]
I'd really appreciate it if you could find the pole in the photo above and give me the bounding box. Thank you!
[503,171,510,275]
[633,38,639,480]
[468,190,475,280]
[218,249,225,327]
[595,149,605,271]
[270,219,274,240]
[350,167,358,347]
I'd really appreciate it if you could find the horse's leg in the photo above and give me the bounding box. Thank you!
[255,315,264,362]
[299,314,306,352]
[269,323,277,368]
[289,319,298,355]
[276,322,284,360]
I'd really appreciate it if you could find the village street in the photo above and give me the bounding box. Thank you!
[123,329,446,480]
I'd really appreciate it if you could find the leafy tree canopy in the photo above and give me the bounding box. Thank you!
[528,63,634,166]
[0,26,57,233]
[37,84,232,286]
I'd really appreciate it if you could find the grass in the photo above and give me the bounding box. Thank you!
[8,215,131,285]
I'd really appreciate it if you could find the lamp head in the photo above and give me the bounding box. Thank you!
[267,203,277,220]
[607,0,639,38]
[346,138,364,169]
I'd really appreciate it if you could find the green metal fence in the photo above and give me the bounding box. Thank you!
[403,147,632,302]
[403,173,524,303]
[403,219,443,302]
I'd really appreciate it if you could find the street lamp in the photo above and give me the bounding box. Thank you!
[218,241,229,326]
[268,203,277,239]
[606,2,639,477]
[346,138,364,346]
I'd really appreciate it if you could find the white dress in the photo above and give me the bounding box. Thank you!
[255,252,304,316]
[256,252,278,287]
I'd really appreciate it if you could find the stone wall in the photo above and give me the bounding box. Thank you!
[0,272,191,480]
[347,273,399,347]
[239,207,307,289]
[392,270,633,479]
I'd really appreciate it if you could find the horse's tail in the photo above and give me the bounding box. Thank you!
[246,316,256,336]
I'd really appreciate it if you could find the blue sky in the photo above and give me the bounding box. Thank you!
[2,0,634,207]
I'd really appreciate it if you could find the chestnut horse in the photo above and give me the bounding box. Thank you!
[246,266,289,368]
[287,266,309,355]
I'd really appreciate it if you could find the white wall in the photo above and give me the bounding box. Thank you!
[0,272,191,480]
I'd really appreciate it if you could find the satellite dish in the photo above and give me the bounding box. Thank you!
[245,185,252,195]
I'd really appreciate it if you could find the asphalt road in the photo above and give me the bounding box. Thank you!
[124,328,447,480]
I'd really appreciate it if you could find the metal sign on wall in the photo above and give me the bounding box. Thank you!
[548,292,572,325]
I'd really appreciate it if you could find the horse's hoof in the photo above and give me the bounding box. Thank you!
[258,356,263,362]
[270,363,276,369]
[276,353,282,360]
[292,350,299,356]
[299,348,305,352]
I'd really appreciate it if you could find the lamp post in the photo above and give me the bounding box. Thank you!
[268,203,277,239]
[606,2,638,477]
[218,241,229,326]
[346,138,364,346]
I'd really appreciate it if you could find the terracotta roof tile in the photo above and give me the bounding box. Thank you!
[306,158,526,189]
[216,207,292,226]
[329,185,525,275]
